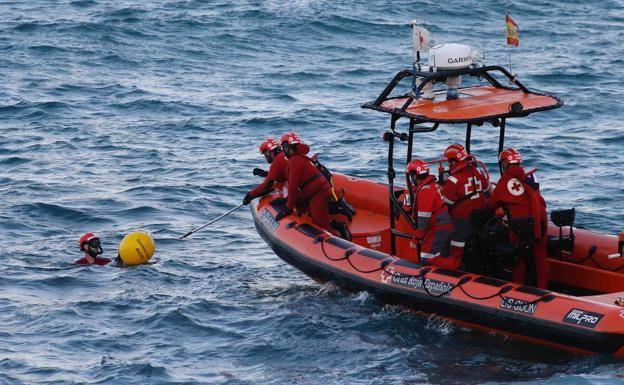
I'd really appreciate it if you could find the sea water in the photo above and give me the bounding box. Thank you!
[1,1,624,384]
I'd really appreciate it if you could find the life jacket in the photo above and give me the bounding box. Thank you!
[441,158,489,220]
[489,165,545,239]
[310,154,356,220]
[286,144,331,210]
[310,154,333,185]
[410,175,452,232]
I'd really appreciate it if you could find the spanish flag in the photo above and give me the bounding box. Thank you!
[506,15,519,46]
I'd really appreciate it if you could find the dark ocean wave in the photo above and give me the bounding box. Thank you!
[99,7,148,19]
[13,22,58,33]
[69,0,97,8]
[0,156,30,165]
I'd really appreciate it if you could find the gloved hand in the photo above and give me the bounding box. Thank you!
[412,229,426,241]
[270,197,287,206]
[243,193,253,205]
[253,168,268,177]
[275,208,293,221]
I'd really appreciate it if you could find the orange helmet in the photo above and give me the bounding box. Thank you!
[280,132,303,146]
[499,148,522,164]
[78,232,99,251]
[406,159,430,176]
[444,143,468,162]
[259,138,280,154]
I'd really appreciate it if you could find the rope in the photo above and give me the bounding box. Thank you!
[317,236,552,305]
[319,236,424,278]
[456,283,507,301]
[319,238,351,262]
[561,248,624,272]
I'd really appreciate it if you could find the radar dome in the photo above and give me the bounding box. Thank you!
[429,43,474,70]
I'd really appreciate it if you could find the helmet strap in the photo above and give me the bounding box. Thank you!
[86,240,103,258]
[266,147,282,163]
[409,172,422,186]
[283,144,295,158]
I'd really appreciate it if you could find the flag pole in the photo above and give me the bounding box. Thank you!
[411,20,418,94]
[505,2,513,75]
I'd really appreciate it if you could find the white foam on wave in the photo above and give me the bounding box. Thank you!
[350,291,370,304]
[316,281,341,296]
[425,314,455,335]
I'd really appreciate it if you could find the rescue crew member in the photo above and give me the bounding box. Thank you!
[74,233,111,266]
[489,148,549,288]
[243,138,288,205]
[276,132,334,234]
[441,144,489,265]
[406,159,455,268]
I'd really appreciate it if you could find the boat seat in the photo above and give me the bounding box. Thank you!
[347,208,390,251]
[547,208,576,257]
[465,215,537,282]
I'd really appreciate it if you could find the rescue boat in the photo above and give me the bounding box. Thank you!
[251,40,624,356]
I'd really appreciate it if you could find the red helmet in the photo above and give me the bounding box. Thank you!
[444,143,468,162]
[406,159,430,176]
[78,232,98,250]
[499,148,522,164]
[280,132,303,146]
[259,138,280,154]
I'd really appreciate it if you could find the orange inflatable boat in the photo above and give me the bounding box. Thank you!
[251,51,624,356]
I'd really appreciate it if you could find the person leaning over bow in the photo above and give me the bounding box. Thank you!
[276,132,336,236]
[243,138,288,206]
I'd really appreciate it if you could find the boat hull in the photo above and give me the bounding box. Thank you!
[252,174,624,357]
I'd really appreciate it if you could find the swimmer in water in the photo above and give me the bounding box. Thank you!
[73,232,112,266]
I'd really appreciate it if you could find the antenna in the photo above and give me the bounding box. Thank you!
[411,19,419,93]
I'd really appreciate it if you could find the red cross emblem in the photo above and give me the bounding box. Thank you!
[507,178,524,196]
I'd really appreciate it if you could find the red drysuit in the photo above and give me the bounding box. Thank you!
[286,144,332,232]
[74,257,111,266]
[442,159,489,219]
[489,164,548,288]
[249,151,288,197]
[409,175,455,268]
[441,158,489,261]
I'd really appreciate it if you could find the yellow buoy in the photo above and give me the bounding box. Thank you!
[118,231,155,266]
